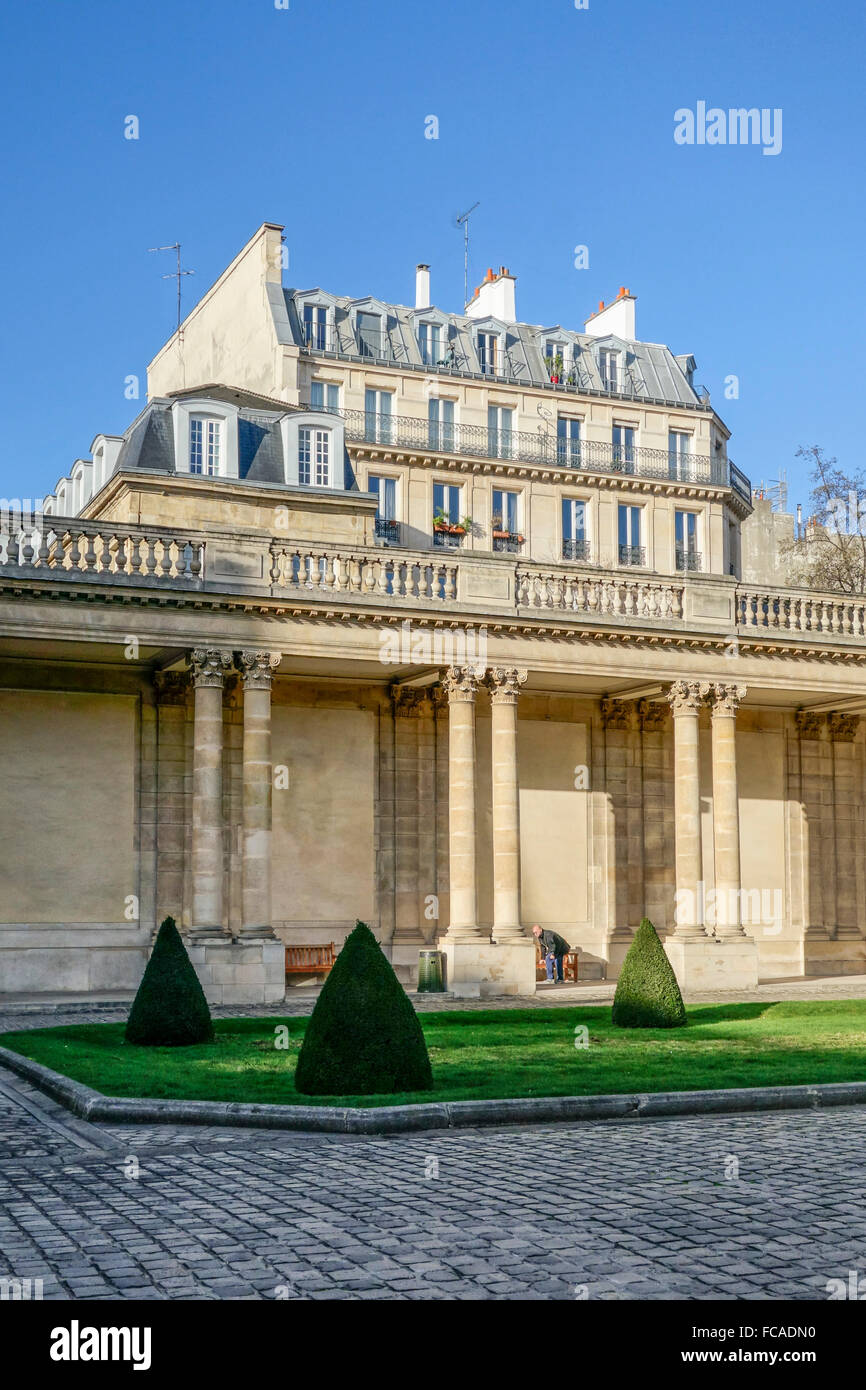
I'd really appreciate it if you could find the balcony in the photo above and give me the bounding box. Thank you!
[676,547,702,573]
[303,403,751,501]
[492,532,523,554]
[562,538,591,562]
[619,544,646,567]
[433,523,466,548]
[374,518,400,544]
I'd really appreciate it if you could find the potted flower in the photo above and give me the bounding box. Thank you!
[548,352,564,384]
[491,511,508,540]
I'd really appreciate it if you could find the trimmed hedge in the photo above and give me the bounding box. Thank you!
[611,917,687,1029]
[125,916,214,1046]
[295,920,434,1095]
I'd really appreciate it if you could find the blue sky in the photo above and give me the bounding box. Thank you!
[1,0,863,510]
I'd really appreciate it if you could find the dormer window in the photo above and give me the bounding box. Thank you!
[599,349,618,391]
[189,417,222,476]
[477,331,498,376]
[298,427,331,487]
[303,304,328,351]
[356,311,383,358]
[418,322,441,365]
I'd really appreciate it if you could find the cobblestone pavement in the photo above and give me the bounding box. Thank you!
[0,1062,865,1300]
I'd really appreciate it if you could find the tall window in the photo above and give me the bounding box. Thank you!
[612,425,635,472]
[488,405,513,459]
[545,341,565,379]
[477,331,498,376]
[428,397,455,451]
[675,509,700,571]
[432,481,464,546]
[418,322,441,365]
[302,304,328,351]
[557,416,581,466]
[669,430,691,480]
[356,312,382,358]
[618,503,643,566]
[370,474,398,540]
[492,489,521,550]
[562,498,588,561]
[599,348,618,391]
[310,381,339,412]
[189,417,221,476]
[298,428,330,486]
[364,388,392,444]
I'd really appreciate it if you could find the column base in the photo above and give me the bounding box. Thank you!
[805,938,866,977]
[186,939,286,1005]
[440,939,536,998]
[664,936,759,991]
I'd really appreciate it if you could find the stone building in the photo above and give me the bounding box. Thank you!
[2,222,865,1002]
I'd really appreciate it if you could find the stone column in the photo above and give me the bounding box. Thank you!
[709,683,747,938]
[189,647,233,939]
[442,665,485,941]
[667,680,710,939]
[238,650,281,940]
[488,667,527,943]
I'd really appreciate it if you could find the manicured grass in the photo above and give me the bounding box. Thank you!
[3,1001,866,1109]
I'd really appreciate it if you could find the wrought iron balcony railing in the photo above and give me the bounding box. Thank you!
[492,533,523,553]
[303,403,750,500]
[562,539,591,562]
[374,518,400,543]
[676,547,702,572]
[619,544,647,567]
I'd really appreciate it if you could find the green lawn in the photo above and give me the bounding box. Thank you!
[3,1001,866,1109]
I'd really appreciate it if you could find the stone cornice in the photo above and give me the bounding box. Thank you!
[4,575,866,667]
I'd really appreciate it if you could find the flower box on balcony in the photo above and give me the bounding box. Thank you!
[492,530,524,543]
[433,522,466,535]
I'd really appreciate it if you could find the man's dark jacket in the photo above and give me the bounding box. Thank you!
[537,930,570,957]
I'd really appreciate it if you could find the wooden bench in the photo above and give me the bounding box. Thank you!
[285,943,337,978]
[535,946,579,984]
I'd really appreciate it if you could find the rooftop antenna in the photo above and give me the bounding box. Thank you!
[455,202,480,311]
[767,468,789,513]
[147,242,195,337]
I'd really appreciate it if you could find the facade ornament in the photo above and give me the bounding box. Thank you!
[189,647,234,688]
[441,665,485,703]
[154,671,189,705]
[795,709,826,740]
[638,698,668,733]
[666,679,711,717]
[238,650,282,690]
[392,686,433,717]
[708,682,747,718]
[601,697,636,731]
[828,711,860,742]
[486,667,528,704]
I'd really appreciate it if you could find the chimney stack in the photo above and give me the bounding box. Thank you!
[465,265,517,323]
[583,286,636,340]
[415,263,431,309]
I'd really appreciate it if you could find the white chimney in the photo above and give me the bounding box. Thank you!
[415,263,431,309]
[466,266,516,322]
[583,287,636,340]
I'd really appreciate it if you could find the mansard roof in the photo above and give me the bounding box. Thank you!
[282,286,705,407]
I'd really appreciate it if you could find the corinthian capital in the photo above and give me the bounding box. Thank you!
[708,682,747,718]
[667,679,711,717]
[190,648,234,688]
[238,650,282,690]
[487,667,528,704]
[441,665,485,703]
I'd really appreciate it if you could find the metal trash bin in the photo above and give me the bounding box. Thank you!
[417,949,446,993]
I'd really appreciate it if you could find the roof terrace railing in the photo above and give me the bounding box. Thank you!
[303,403,751,500]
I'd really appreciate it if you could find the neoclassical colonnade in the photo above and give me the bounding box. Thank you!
[179,653,754,953]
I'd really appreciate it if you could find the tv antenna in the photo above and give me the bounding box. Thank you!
[455,202,480,311]
[148,242,195,336]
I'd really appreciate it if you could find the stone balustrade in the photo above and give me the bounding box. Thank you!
[269,543,459,603]
[0,516,205,583]
[516,566,684,619]
[736,587,866,638]
[2,514,865,649]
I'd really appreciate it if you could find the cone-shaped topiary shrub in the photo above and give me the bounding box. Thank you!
[125,916,214,1046]
[611,917,687,1028]
[295,920,434,1095]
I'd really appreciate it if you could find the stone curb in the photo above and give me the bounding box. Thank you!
[3,1043,866,1135]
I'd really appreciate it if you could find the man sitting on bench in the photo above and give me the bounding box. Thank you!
[531,923,571,984]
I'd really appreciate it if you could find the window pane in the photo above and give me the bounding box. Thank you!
[310,382,323,409]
